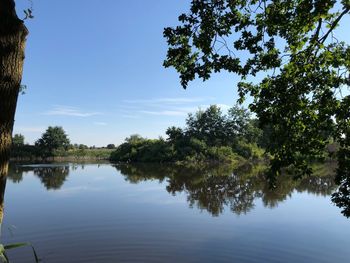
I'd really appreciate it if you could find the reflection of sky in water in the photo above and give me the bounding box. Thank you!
[3,163,350,263]
[51,186,103,197]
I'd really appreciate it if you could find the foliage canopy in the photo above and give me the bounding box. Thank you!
[12,134,24,147]
[111,105,266,163]
[35,126,70,156]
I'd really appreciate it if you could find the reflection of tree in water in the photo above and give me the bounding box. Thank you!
[7,166,24,183]
[182,174,256,216]
[7,165,70,190]
[116,163,168,184]
[297,176,336,196]
[261,162,337,208]
[7,165,34,183]
[332,177,350,218]
[34,166,69,190]
[115,163,337,216]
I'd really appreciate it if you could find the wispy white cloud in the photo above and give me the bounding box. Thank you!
[165,104,232,115]
[176,104,231,112]
[52,185,102,197]
[14,126,45,133]
[94,122,107,126]
[120,97,232,119]
[139,110,188,116]
[44,105,101,117]
[124,97,214,105]
[121,114,140,119]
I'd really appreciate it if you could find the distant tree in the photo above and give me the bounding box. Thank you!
[107,144,115,149]
[125,134,145,145]
[226,106,251,137]
[166,126,184,143]
[226,105,262,144]
[35,126,70,156]
[12,134,25,147]
[78,144,88,150]
[186,105,227,146]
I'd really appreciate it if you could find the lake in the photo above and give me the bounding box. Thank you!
[2,162,349,262]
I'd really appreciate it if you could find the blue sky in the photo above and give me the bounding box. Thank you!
[13,0,241,146]
[13,0,350,146]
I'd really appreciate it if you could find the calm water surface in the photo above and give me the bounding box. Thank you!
[2,163,349,262]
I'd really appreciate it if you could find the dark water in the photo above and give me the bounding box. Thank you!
[2,162,349,262]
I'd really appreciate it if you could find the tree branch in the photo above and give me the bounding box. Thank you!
[311,18,322,44]
[319,7,350,44]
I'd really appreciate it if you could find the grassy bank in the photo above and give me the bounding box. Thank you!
[11,148,114,161]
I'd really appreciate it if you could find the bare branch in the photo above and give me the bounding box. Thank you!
[319,7,350,44]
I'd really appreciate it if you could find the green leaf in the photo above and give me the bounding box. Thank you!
[4,242,29,250]
[4,243,40,263]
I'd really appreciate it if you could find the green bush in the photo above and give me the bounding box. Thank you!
[110,105,269,164]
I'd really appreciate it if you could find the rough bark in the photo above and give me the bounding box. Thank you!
[0,0,28,198]
[0,175,5,225]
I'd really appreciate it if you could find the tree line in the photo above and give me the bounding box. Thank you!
[12,104,336,164]
[110,104,335,164]
[11,126,115,159]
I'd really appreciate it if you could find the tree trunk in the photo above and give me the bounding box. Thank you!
[0,0,28,194]
[0,175,5,225]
